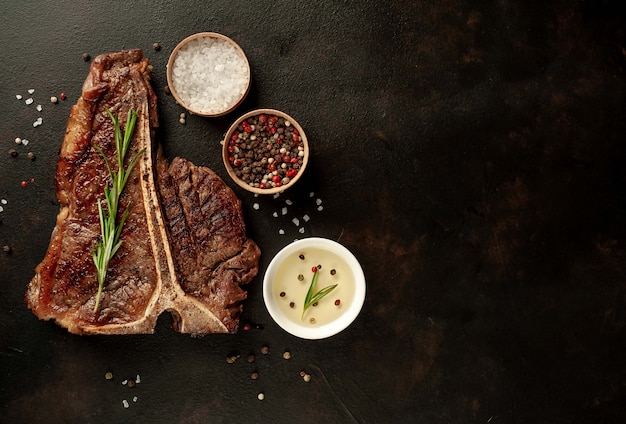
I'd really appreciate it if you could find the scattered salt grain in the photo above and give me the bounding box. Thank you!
[273,193,281,200]
[285,199,293,206]
[16,94,22,100]
[279,229,285,235]
[121,379,128,385]
[316,198,322,206]
[272,211,278,218]
[28,89,34,94]
[1,199,7,205]
[281,207,288,216]
[33,117,43,127]
[122,399,129,409]
[25,98,33,105]
[135,374,141,384]
[309,192,315,197]
[171,36,249,115]
[292,218,300,226]
[253,203,260,210]
[133,396,138,403]
[317,206,324,212]
[36,104,42,112]
[0,206,3,213]
[303,214,310,222]
[299,227,305,233]
[50,96,58,103]
[21,139,29,146]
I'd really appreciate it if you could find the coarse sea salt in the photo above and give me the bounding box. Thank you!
[171,36,249,115]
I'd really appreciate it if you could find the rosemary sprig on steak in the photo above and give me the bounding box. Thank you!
[92,109,145,313]
[302,268,338,320]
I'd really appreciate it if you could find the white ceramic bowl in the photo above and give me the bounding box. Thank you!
[263,237,366,339]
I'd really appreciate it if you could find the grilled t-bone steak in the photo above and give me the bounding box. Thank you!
[25,49,260,336]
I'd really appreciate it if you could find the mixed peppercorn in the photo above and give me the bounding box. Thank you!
[226,113,305,189]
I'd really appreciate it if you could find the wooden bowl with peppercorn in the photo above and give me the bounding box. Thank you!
[222,109,309,194]
[166,32,251,117]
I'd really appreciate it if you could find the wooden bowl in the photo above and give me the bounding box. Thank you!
[222,109,309,194]
[166,32,251,117]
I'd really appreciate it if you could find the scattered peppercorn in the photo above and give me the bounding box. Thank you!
[311,266,317,273]
[261,345,269,355]
[317,264,322,270]
[153,42,161,51]
[335,299,341,306]
[303,373,311,382]
[312,302,318,307]
[27,152,36,161]
[242,322,251,331]
[279,291,286,297]
[164,86,171,95]
[3,245,12,254]
[299,370,306,377]
[330,269,336,275]
[127,379,136,388]
[82,53,91,61]
[60,93,66,100]
[283,351,291,360]
[309,318,316,324]
[15,137,22,145]
[105,372,113,380]
[8,149,18,158]
[289,302,295,308]
[251,372,259,380]
[299,254,305,260]
[247,353,255,363]
[257,392,265,401]
[226,353,240,364]
[50,96,58,104]
[298,274,304,281]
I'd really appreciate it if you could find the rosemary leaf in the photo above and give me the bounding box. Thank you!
[92,108,142,313]
[308,284,338,307]
[301,269,338,320]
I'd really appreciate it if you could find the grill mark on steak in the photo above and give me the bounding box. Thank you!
[26,50,260,335]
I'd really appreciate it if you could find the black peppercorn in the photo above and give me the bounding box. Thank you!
[8,149,18,158]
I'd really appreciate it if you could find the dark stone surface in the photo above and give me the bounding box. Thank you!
[1,1,626,423]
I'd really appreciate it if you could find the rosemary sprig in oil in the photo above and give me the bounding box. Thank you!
[92,109,145,313]
[301,268,338,320]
